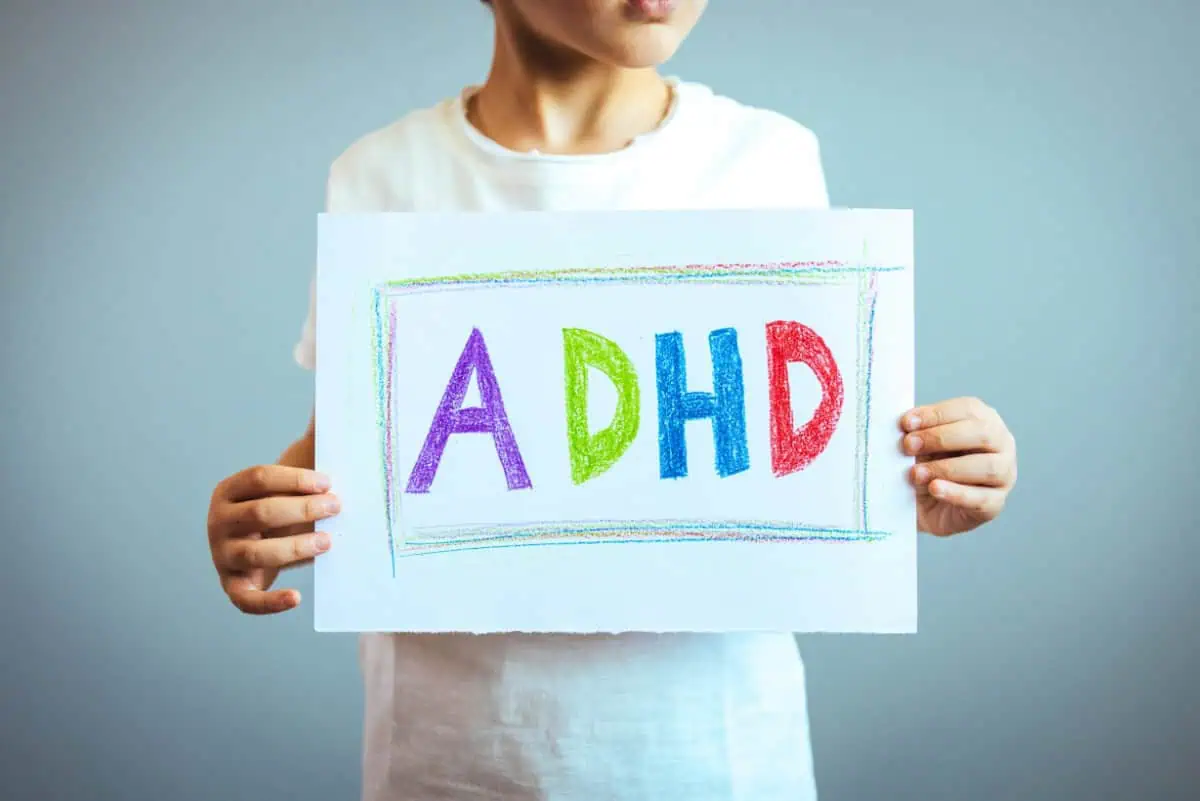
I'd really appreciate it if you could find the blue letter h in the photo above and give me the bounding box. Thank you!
[655,328,750,480]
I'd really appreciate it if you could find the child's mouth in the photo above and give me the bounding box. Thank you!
[626,0,678,21]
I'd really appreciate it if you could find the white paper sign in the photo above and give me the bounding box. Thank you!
[314,209,916,633]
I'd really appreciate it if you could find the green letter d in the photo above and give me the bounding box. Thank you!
[563,329,640,485]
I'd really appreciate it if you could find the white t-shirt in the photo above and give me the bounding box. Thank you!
[295,79,830,801]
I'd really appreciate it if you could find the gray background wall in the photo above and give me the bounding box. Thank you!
[2,1,1196,799]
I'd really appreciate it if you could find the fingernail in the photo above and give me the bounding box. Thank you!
[311,532,331,552]
[319,496,341,515]
[312,472,332,491]
[931,481,951,498]
[906,415,920,431]
[913,465,930,482]
[905,434,922,453]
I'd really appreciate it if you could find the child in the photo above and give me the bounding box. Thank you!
[206,1,1019,798]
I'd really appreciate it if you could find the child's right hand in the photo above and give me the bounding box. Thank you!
[207,465,340,614]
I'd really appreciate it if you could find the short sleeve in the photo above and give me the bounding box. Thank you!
[292,161,326,372]
[811,137,831,209]
[292,146,383,371]
[292,273,316,370]
[790,124,831,210]
[745,109,831,211]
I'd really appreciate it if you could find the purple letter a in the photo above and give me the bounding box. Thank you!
[405,328,532,493]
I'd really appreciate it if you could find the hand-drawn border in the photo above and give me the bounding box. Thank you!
[371,260,901,574]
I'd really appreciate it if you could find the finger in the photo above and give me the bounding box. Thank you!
[927,480,1007,520]
[223,575,301,615]
[215,493,340,536]
[912,453,1014,488]
[900,397,993,432]
[903,419,1008,456]
[220,531,332,572]
[220,465,331,503]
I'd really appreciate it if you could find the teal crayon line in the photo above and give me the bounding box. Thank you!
[396,536,879,559]
[396,536,890,559]
[395,521,892,558]
[372,288,397,578]
[410,519,888,539]
[398,520,891,557]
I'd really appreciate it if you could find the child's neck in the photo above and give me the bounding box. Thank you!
[470,19,673,156]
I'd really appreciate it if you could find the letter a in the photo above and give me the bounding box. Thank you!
[563,329,640,485]
[405,328,532,493]
[766,321,844,477]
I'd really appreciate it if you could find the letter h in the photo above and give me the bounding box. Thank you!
[655,328,750,479]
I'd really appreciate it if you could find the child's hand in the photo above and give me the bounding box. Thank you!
[207,465,340,614]
[899,397,1017,536]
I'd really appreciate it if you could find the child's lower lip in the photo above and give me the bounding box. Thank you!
[627,0,677,20]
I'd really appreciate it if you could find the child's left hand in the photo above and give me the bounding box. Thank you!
[899,397,1018,536]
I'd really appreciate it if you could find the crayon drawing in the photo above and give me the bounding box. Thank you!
[314,209,916,633]
[372,261,891,565]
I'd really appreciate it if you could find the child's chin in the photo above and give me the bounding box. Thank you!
[603,29,686,68]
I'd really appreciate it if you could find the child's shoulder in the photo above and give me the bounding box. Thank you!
[323,98,457,210]
[338,100,450,163]
[677,80,822,157]
[673,82,827,204]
